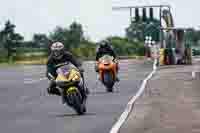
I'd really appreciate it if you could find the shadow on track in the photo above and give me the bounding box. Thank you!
[53,112,96,118]
[89,90,120,95]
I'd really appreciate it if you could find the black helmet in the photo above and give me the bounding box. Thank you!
[99,40,110,48]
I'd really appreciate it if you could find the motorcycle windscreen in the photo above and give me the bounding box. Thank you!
[56,65,71,78]
[99,55,114,64]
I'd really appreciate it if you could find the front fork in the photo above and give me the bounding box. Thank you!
[56,86,65,104]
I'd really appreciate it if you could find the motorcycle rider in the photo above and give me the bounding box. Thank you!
[95,40,120,81]
[46,42,89,103]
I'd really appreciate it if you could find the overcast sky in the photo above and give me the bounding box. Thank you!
[0,0,199,42]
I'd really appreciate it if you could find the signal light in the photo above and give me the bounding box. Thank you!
[142,8,147,22]
[150,7,154,20]
[135,8,140,22]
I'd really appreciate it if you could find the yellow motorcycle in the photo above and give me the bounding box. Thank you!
[55,63,86,115]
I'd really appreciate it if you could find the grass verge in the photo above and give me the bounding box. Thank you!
[0,55,145,65]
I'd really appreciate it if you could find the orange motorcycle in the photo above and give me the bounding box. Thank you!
[97,55,118,92]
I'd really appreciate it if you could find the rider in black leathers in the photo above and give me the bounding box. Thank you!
[46,42,89,103]
[96,40,117,61]
[95,40,119,81]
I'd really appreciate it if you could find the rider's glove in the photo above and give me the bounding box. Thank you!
[47,72,55,81]
[113,58,118,63]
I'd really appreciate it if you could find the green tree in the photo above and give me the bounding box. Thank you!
[68,22,84,48]
[22,41,35,48]
[185,29,200,46]
[126,21,146,42]
[106,36,145,56]
[144,21,160,42]
[32,33,50,48]
[49,26,70,49]
[49,22,84,50]
[126,18,160,42]
[0,20,24,60]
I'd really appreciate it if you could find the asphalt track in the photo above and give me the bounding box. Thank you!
[0,59,152,133]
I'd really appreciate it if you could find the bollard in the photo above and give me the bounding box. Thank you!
[159,48,165,65]
[168,48,173,65]
[164,49,167,65]
[192,71,200,80]
[185,48,192,65]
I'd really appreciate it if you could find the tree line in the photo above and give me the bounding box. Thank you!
[0,19,199,62]
[0,20,146,62]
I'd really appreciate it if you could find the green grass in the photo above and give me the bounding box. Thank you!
[0,54,145,65]
[0,62,23,67]
[15,57,47,65]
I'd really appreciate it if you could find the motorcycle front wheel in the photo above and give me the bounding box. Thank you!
[67,91,86,115]
[103,72,115,92]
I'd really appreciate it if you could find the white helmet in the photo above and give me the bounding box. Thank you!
[50,42,65,59]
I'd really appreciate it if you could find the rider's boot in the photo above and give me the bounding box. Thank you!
[115,64,120,82]
[80,72,90,95]
[115,76,120,82]
[80,87,87,104]
[47,81,61,96]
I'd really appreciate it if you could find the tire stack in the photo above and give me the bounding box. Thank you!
[159,48,165,65]
[169,48,175,65]
[163,48,176,65]
[184,48,192,65]
[164,49,169,65]
[172,48,177,64]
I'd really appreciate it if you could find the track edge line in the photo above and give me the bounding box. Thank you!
[109,59,158,133]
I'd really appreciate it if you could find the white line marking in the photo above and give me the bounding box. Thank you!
[192,61,200,79]
[109,59,157,133]
[23,72,45,77]
[192,71,196,79]
[24,77,47,84]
